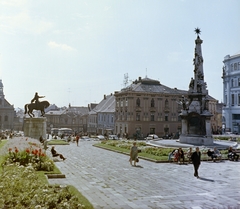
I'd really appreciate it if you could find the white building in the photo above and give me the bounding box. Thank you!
[222,53,240,134]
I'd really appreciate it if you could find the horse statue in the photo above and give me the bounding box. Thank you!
[24,100,50,118]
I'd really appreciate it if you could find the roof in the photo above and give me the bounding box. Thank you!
[120,77,187,95]
[90,94,115,114]
[45,109,67,115]
[67,106,89,116]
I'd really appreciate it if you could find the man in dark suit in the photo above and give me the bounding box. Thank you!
[191,147,201,178]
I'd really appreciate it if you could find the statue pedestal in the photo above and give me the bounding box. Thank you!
[179,134,213,146]
[24,118,47,139]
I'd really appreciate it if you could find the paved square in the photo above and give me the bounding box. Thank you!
[48,141,240,209]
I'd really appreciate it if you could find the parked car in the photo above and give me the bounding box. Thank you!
[145,134,159,140]
[108,135,118,140]
[81,136,91,141]
[96,135,105,140]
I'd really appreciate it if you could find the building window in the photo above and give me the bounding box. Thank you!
[165,114,168,121]
[231,94,234,106]
[120,100,123,107]
[165,99,169,108]
[4,116,8,122]
[136,98,140,107]
[178,115,181,121]
[231,79,234,87]
[136,113,140,121]
[125,98,128,106]
[238,78,240,86]
[234,63,237,70]
[238,94,240,106]
[151,98,155,107]
[150,128,155,134]
[150,113,154,121]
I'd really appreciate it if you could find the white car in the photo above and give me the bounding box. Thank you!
[145,134,159,140]
[81,136,91,141]
[108,135,118,140]
[96,135,105,140]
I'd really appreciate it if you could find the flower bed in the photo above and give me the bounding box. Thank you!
[0,164,86,209]
[4,142,54,171]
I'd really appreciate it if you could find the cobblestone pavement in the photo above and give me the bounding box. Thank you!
[47,141,240,209]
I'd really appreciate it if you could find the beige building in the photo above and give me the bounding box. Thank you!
[114,77,188,139]
[45,104,89,134]
[114,76,221,139]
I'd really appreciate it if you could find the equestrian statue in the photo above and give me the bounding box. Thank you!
[24,92,50,117]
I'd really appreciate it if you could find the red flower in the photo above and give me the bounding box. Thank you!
[8,148,12,152]
[26,148,30,153]
[41,153,45,157]
[14,148,19,153]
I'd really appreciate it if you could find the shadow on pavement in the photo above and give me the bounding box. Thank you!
[134,165,143,168]
[198,177,215,182]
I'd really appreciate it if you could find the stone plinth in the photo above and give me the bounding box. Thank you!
[179,134,213,146]
[24,118,47,139]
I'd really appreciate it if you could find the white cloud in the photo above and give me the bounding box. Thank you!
[48,41,76,52]
[0,0,27,7]
[0,3,52,35]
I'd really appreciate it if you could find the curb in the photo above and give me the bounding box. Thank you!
[46,174,66,179]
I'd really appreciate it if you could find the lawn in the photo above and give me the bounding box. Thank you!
[94,140,175,162]
[94,139,231,162]
[47,139,69,145]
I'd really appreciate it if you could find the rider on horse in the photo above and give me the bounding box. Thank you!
[31,92,45,108]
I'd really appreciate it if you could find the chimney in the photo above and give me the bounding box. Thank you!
[104,94,106,99]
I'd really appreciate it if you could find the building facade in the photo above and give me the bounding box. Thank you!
[222,53,240,134]
[88,94,115,136]
[0,79,15,131]
[114,77,188,139]
[45,104,89,134]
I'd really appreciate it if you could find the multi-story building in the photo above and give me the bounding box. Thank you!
[45,104,89,134]
[222,53,240,134]
[114,77,188,138]
[0,79,15,131]
[88,94,115,135]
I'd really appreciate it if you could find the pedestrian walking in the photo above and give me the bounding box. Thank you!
[191,147,201,178]
[76,135,80,146]
[129,141,139,166]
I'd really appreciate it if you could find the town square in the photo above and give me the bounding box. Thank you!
[0,1,239,208]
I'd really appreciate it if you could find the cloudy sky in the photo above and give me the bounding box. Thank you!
[0,0,239,108]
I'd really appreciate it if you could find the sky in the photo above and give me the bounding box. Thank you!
[0,0,240,109]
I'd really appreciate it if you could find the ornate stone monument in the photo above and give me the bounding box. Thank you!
[179,28,213,146]
[23,92,50,139]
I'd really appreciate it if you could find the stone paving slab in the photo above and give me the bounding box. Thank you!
[47,141,240,209]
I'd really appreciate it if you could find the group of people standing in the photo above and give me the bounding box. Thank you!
[129,142,201,178]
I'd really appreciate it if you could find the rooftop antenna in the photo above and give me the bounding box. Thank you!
[146,68,148,78]
[68,88,71,104]
[123,73,129,87]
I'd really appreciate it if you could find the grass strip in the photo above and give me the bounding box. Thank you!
[94,143,168,161]
[47,140,69,145]
[68,185,94,209]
